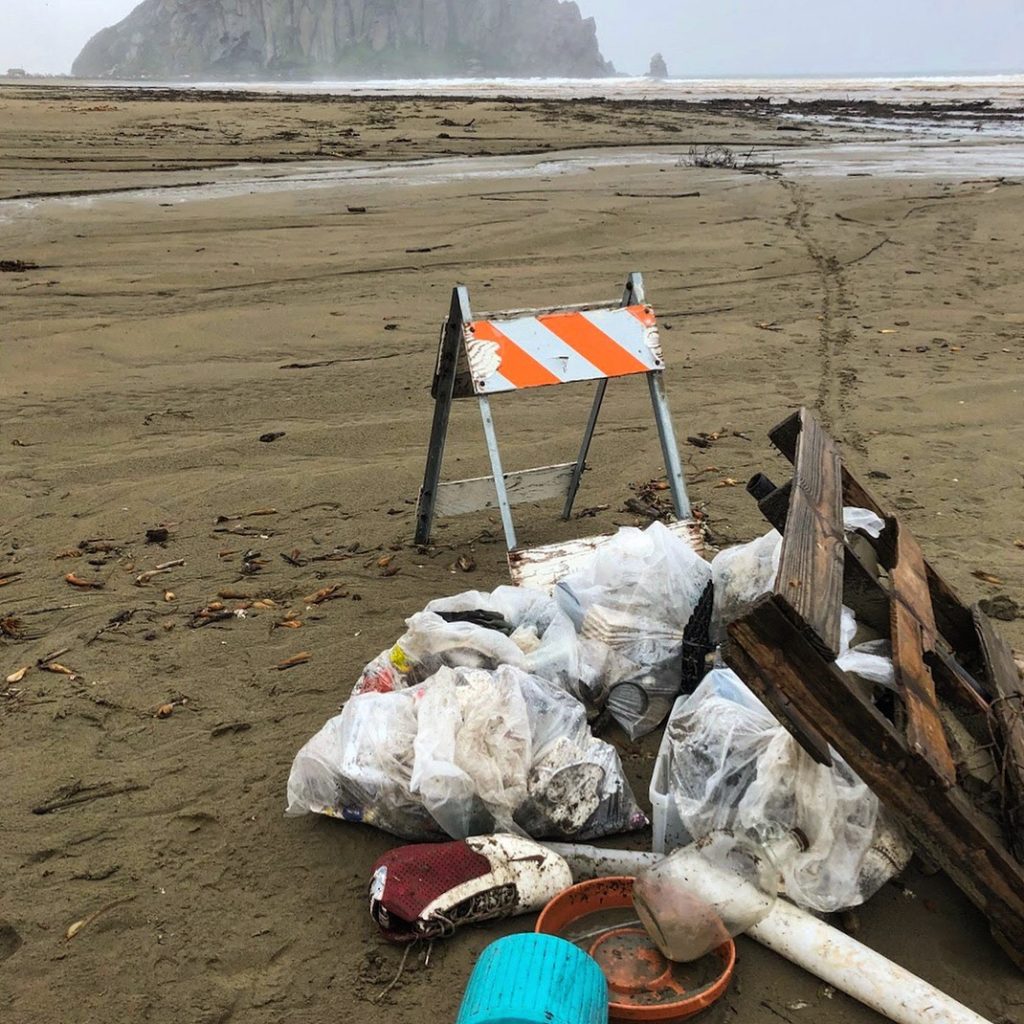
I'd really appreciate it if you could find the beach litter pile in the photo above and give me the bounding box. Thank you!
[286,407,1024,1023]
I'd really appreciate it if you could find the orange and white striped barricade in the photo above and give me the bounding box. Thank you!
[414,273,695,572]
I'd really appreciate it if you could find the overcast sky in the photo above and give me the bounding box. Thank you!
[1,0,1022,77]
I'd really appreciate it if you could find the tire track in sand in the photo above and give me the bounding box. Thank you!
[777,175,860,437]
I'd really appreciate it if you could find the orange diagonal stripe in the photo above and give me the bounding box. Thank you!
[470,320,561,389]
[626,304,657,328]
[538,310,652,378]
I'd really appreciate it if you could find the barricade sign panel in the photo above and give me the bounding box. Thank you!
[414,273,694,561]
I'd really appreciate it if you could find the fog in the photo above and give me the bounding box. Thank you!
[0,0,1021,77]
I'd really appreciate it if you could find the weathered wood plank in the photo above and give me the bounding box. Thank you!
[767,410,802,462]
[729,596,1024,966]
[723,633,833,766]
[509,518,704,593]
[839,466,977,655]
[975,605,1024,861]
[926,646,993,718]
[889,523,957,787]
[755,478,891,637]
[768,412,977,655]
[435,463,576,517]
[756,480,792,533]
[772,409,845,657]
[927,564,981,664]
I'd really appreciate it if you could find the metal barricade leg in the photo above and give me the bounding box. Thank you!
[478,395,518,551]
[415,287,470,546]
[562,378,608,520]
[647,371,692,520]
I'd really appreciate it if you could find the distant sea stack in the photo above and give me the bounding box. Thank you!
[647,53,668,79]
[72,0,614,79]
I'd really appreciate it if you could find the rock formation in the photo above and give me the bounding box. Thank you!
[72,0,613,79]
[647,53,668,79]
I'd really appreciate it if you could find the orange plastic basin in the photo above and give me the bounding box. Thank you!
[535,876,735,1022]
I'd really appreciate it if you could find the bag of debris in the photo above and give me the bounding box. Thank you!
[354,585,602,711]
[666,666,912,913]
[710,530,782,644]
[555,521,713,738]
[287,664,647,843]
[710,508,888,645]
[285,689,439,839]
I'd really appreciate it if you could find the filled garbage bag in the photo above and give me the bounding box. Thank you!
[287,664,648,842]
[555,521,712,738]
[710,530,782,645]
[710,507,888,645]
[665,667,912,914]
[355,585,603,712]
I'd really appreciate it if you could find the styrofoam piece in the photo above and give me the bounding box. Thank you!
[650,694,689,854]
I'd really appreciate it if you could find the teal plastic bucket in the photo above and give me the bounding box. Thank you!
[456,933,608,1024]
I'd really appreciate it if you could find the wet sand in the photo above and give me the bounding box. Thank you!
[1,84,1023,1024]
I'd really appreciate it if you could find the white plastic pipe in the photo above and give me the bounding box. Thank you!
[543,844,992,1024]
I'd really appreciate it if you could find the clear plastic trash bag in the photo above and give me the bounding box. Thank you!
[555,521,712,738]
[287,665,647,843]
[710,508,887,645]
[666,667,912,913]
[354,585,602,711]
[710,530,782,645]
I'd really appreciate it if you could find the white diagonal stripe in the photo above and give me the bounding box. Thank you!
[494,315,606,384]
[581,307,662,369]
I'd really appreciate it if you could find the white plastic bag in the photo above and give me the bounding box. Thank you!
[710,509,885,646]
[287,665,647,842]
[710,530,782,644]
[413,667,532,837]
[666,667,911,913]
[354,585,601,710]
[555,522,712,737]
[843,506,885,539]
[285,690,439,838]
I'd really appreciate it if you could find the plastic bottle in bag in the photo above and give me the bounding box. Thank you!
[632,829,805,962]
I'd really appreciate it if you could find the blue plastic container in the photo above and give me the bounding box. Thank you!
[456,933,608,1024]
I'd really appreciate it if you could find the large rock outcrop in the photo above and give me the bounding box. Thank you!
[72,0,613,79]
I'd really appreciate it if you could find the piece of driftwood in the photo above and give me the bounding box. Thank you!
[724,407,1024,968]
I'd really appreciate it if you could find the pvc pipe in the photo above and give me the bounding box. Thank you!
[542,844,992,1024]
[543,843,662,880]
[749,898,991,1024]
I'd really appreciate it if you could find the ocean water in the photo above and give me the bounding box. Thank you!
[75,73,1024,107]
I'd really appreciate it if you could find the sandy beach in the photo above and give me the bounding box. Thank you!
[1,83,1023,1023]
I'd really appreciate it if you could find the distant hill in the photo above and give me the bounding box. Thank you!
[72,0,613,80]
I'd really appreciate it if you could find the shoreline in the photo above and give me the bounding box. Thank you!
[5,78,1024,116]
[3,83,1023,205]
[6,136,1024,217]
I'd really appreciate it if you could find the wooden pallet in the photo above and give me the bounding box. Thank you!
[724,407,1024,968]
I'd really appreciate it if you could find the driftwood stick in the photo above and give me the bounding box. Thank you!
[32,782,149,815]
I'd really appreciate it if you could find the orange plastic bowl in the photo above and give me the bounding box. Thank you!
[535,876,735,1023]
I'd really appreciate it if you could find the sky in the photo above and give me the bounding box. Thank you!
[0,0,1022,78]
